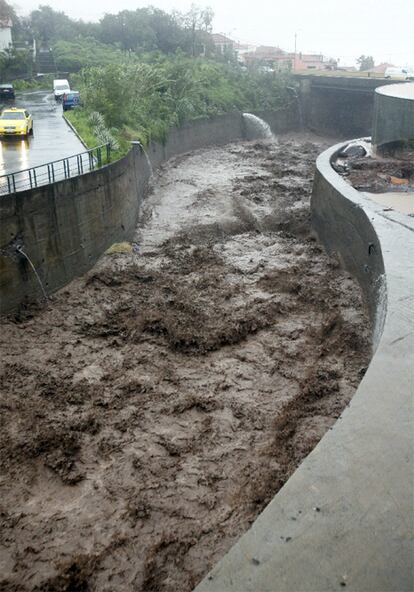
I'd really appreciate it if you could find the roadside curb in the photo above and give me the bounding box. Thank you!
[63,113,88,150]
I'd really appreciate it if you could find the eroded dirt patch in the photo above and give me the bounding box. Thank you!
[333,148,414,194]
[0,135,370,591]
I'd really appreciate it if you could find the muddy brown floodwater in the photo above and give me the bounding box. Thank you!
[0,135,371,592]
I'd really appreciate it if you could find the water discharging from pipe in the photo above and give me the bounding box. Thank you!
[142,147,153,177]
[133,140,154,177]
[16,247,48,302]
[242,113,275,141]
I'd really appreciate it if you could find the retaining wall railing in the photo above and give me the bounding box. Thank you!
[0,143,111,196]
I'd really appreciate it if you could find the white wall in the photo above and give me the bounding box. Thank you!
[0,27,12,51]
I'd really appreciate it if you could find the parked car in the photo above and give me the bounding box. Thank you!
[0,84,15,100]
[384,67,414,80]
[53,79,70,101]
[0,107,33,137]
[62,91,80,111]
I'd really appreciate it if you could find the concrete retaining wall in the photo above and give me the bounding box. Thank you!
[195,143,414,592]
[0,147,148,314]
[2,109,299,315]
[0,112,252,314]
[372,82,414,150]
[297,75,405,139]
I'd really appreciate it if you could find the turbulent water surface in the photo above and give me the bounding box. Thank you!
[0,134,371,592]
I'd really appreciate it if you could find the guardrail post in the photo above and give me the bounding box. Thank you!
[33,169,37,188]
[106,143,111,163]
[29,169,33,189]
[97,147,102,168]
[66,159,70,178]
[12,174,16,193]
[89,151,94,171]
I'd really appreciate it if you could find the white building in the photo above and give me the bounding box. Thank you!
[0,19,13,52]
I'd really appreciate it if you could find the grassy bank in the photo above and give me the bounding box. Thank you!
[64,109,139,160]
[66,54,295,157]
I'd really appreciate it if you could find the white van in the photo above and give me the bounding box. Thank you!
[53,79,70,100]
[384,67,414,80]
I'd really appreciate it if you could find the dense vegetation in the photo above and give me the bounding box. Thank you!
[53,38,129,72]
[1,2,216,68]
[66,55,293,153]
[1,0,295,156]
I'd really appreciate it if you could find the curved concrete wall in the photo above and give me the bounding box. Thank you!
[296,75,402,139]
[372,82,414,150]
[195,143,414,592]
[0,112,248,314]
[0,146,146,314]
[0,108,302,314]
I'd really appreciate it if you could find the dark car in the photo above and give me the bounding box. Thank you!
[62,91,80,111]
[0,84,15,100]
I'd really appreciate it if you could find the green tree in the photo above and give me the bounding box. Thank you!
[98,8,189,54]
[18,4,215,60]
[30,5,77,45]
[357,55,375,71]
[29,5,97,46]
[0,47,33,81]
[173,5,214,57]
[0,0,16,20]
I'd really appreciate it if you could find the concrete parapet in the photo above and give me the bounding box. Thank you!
[195,142,414,592]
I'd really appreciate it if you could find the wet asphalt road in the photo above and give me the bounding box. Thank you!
[0,90,85,177]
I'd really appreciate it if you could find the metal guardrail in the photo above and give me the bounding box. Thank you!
[0,143,111,196]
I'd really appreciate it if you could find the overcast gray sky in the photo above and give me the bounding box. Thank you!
[12,0,414,67]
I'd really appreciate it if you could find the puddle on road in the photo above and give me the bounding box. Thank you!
[0,90,86,177]
[365,191,414,216]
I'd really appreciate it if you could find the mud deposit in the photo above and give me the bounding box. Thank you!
[0,136,371,591]
[335,151,414,193]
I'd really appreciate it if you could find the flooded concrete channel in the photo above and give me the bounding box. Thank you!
[0,134,371,591]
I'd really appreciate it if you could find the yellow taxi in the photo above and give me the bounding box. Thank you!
[0,107,33,137]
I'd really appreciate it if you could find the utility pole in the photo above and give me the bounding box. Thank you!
[294,32,297,71]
